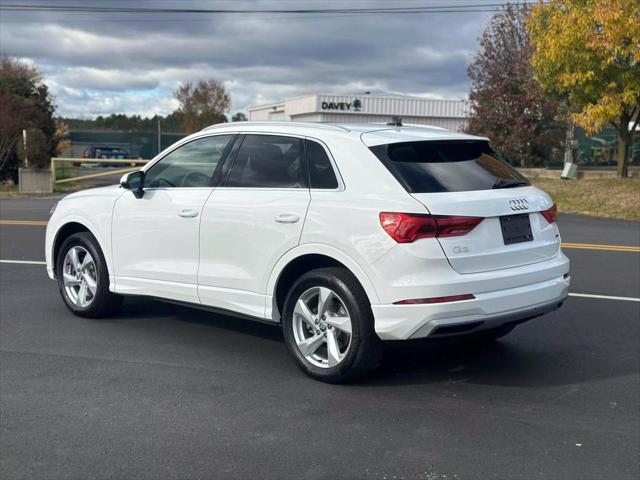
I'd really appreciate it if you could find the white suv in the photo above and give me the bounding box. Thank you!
[46,122,570,382]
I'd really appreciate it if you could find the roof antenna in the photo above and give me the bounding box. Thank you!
[387,116,403,127]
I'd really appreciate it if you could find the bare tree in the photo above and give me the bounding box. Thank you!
[174,79,231,133]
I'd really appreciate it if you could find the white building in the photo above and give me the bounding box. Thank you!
[248,94,470,131]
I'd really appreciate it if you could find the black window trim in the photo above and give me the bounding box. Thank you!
[218,132,310,190]
[141,132,239,190]
[304,136,344,192]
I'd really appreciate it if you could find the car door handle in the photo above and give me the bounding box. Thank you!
[178,209,199,218]
[275,213,300,224]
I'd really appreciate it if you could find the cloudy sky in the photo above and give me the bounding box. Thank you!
[0,0,513,118]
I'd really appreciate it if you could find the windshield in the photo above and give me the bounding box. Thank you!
[369,140,530,193]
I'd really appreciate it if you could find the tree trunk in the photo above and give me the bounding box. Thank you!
[615,116,630,179]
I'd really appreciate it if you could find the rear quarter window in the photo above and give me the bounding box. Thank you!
[369,140,529,193]
[306,139,338,189]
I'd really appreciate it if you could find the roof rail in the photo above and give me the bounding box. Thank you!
[201,121,351,133]
[369,122,449,132]
[402,123,450,131]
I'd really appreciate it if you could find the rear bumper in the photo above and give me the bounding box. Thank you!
[372,274,570,340]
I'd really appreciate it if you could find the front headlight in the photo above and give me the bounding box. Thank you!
[49,202,58,216]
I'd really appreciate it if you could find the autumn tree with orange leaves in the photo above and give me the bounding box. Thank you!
[528,0,640,177]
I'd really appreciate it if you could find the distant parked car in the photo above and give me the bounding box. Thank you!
[47,122,570,382]
[83,146,130,166]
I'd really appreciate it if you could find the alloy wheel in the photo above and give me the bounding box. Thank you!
[292,286,352,368]
[62,246,97,307]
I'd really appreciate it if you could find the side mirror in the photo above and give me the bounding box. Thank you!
[120,170,145,199]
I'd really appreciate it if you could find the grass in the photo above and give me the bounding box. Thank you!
[0,183,19,196]
[54,163,78,181]
[531,177,640,221]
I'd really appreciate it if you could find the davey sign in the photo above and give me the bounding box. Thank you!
[321,98,362,112]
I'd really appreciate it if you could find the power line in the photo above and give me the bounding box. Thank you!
[0,2,545,15]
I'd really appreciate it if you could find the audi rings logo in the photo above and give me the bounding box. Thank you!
[509,198,528,212]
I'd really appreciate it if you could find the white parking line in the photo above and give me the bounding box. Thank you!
[1,259,639,303]
[0,259,46,265]
[568,293,640,303]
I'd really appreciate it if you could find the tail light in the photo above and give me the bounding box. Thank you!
[541,204,558,224]
[379,212,483,243]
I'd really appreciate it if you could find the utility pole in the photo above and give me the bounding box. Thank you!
[22,129,29,168]
[561,121,578,179]
[157,118,161,155]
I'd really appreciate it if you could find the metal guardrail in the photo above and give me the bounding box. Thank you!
[51,157,150,185]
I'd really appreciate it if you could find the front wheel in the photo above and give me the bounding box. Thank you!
[56,232,123,318]
[282,267,382,383]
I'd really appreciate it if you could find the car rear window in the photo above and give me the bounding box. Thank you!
[369,140,529,193]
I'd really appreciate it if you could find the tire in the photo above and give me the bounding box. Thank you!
[56,232,123,318]
[282,267,383,383]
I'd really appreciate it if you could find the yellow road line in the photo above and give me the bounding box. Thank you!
[0,220,48,226]
[561,242,640,253]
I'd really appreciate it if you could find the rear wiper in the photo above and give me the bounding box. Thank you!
[492,178,529,189]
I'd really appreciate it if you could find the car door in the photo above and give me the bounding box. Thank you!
[112,134,236,303]
[198,133,311,318]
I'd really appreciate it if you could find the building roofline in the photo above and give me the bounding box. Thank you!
[247,101,286,112]
[248,93,470,112]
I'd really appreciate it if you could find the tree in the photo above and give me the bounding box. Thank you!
[0,94,37,178]
[54,119,71,156]
[174,79,230,133]
[231,112,248,122]
[528,0,640,178]
[466,4,567,167]
[0,56,58,181]
[62,112,184,133]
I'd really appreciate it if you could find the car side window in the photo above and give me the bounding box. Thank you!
[306,139,338,189]
[226,135,305,188]
[144,135,233,188]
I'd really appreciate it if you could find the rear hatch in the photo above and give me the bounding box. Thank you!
[368,137,560,274]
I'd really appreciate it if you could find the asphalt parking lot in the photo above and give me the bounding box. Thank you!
[1,197,639,480]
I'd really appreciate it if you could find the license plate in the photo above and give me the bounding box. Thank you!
[500,214,533,245]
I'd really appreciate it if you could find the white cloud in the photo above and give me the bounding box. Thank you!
[0,0,508,118]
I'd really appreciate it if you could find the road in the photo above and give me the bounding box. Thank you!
[1,196,639,480]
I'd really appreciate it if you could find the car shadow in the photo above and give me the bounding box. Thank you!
[118,297,637,389]
[365,332,637,389]
[365,339,562,387]
[120,296,283,343]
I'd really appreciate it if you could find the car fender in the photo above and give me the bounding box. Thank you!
[265,243,381,320]
[47,214,114,286]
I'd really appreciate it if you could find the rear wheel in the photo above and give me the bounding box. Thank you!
[56,232,123,318]
[282,267,382,383]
